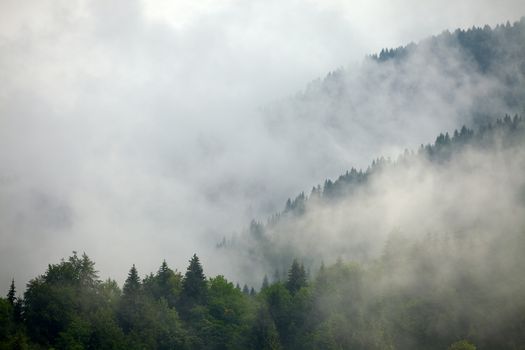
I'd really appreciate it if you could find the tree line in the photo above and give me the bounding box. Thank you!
[6,230,525,349]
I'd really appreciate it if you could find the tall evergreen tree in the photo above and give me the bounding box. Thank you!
[181,254,207,307]
[146,259,181,307]
[118,264,143,334]
[156,260,172,297]
[7,278,16,306]
[158,260,170,283]
[79,253,98,288]
[286,259,307,294]
[123,264,141,297]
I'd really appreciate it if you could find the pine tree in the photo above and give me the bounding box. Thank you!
[119,264,143,333]
[154,259,180,307]
[250,287,256,296]
[123,264,141,297]
[181,254,207,306]
[286,259,307,294]
[79,253,98,288]
[7,278,16,305]
[242,284,249,295]
[157,260,172,292]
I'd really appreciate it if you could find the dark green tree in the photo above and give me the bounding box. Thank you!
[79,252,98,288]
[7,279,16,306]
[250,305,282,350]
[449,340,477,350]
[23,252,104,348]
[286,259,307,294]
[200,275,251,348]
[123,264,141,298]
[180,254,207,312]
[143,260,182,308]
[118,264,143,333]
[13,297,23,324]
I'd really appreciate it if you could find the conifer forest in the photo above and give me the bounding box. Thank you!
[1,3,525,350]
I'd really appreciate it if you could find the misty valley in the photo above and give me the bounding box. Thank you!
[1,11,525,350]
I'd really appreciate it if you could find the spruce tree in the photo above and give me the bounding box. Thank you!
[155,259,179,307]
[123,264,141,297]
[79,253,98,288]
[7,278,16,305]
[158,260,170,282]
[119,264,143,333]
[286,259,307,294]
[157,260,171,295]
[181,254,207,306]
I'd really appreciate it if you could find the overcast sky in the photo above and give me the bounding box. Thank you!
[1,0,524,292]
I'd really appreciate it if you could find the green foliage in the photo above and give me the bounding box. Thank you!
[250,306,281,350]
[122,264,141,298]
[285,259,307,295]
[23,252,101,347]
[143,260,182,309]
[3,115,525,348]
[449,340,477,350]
[7,279,16,306]
[118,264,187,349]
[0,298,14,346]
[4,228,525,349]
[180,254,208,313]
[199,275,252,349]
[2,17,525,349]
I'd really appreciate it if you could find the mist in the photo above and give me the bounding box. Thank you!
[1,0,525,295]
[220,116,525,286]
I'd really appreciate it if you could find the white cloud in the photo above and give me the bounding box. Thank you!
[0,0,523,291]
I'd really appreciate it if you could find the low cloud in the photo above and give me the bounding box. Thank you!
[0,0,524,292]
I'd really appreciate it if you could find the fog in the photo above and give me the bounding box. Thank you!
[226,126,525,288]
[0,0,524,293]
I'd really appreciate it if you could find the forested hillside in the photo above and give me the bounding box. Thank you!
[262,17,525,190]
[1,116,524,349]
[2,17,525,350]
[221,114,525,288]
[222,17,525,288]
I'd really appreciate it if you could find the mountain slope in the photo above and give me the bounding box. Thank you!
[222,115,525,288]
[261,17,525,193]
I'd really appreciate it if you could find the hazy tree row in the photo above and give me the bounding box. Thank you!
[5,222,525,350]
[219,115,524,281]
